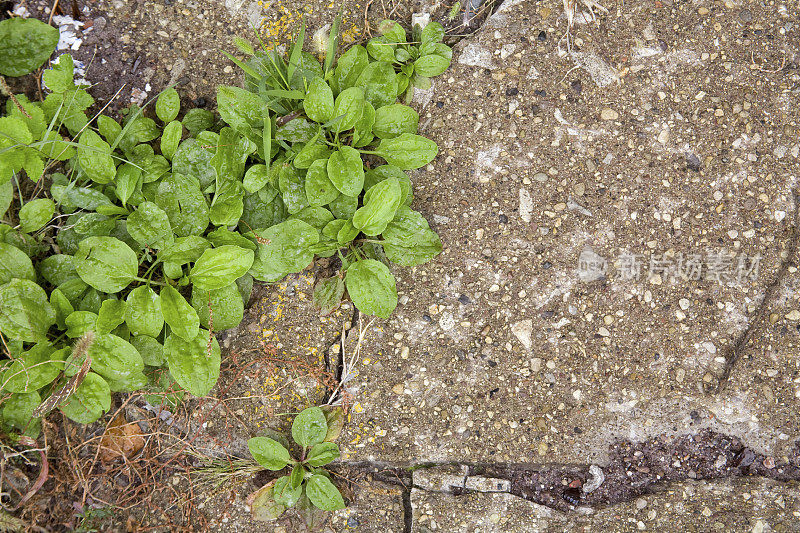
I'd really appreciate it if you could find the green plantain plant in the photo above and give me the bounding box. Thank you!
[0,57,245,436]
[0,17,452,440]
[0,16,59,77]
[220,18,448,318]
[247,406,345,521]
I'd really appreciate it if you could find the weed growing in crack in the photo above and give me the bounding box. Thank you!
[245,406,346,522]
[223,17,451,318]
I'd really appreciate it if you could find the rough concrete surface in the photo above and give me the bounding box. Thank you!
[19,0,800,529]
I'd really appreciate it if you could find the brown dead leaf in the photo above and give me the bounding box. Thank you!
[99,415,145,462]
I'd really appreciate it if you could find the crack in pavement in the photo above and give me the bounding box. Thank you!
[709,188,800,394]
[337,429,800,530]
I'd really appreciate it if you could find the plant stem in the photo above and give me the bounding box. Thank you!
[133,276,167,287]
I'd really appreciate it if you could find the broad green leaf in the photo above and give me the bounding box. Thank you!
[72,236,138,293]
[77,130,117,184]
[292,206,334,233]
[206,227,257,251]
[291,406,327,447]
[332,45,368,92]
[414,54,451,77]
[248,482,286,522]
[163,262,182,279]
[376,133,438,170]
[293,143,331,170]
[160,285,199,342]
[39,254,78,287]
[272,476,302,507]
[304,159,339,207]
[290,463,304,489]
[182,108,215,135]
[164,329,220,396]
[2,343,63,393]
[373,104,419,139]
[249,220,319,282]
[278,163,308,215]
[303,77,334,123]
[192,282,244,330]
[160,120,183,160]
[306,442,340,467]
[72,212,115,237]
[331,87,364,132]
[155,173,210,237]
[98,114,122,145]
[0,18,59,77]
[366,36,396,62]
[382,206,442,266]
[120,112,160,147]
[216,85,266,134]
[172,138,217,189]
[364,165,412,205]
[345,259,397,318]
[322,405,345,442]
[66,314,97,345]
[355,61,398,109]
[211,127,256,183]
[131,335,164,366]
[210,178,245,226]
[0,279,55,342]
[77,290,102,314]
[248,436,292,470]
[85,334,144,382]
[2,391,41,439]
[51,184,113,211]
[322,220,346,240]
[327,146,364,197]
[243,164,271,194]
[0,179,12,219]
[419,42,453,61]
[106,369,148,392]
[337,220,359,245]
[328,194,358,220]
[57,277,88,305]
[378,19,407,43]
[50,288,74,329]
[240,188,288,234]
[421,21,445,44]
[0,243,36,284]
[305,474,345,511]
[275,118,317,143]
[59,372,111,424]
[236,273,254,307]
[114,163,141,205]
[352,101,375,148]
[125,286,164,337]
[0,225,45,258]
[352,177,402,236]
[18,198,55,233]
[155,88,181,123]
[8,95,46,138]
[190,245,254,291]
[127,201,174,249]
[96,299,126,335]
[157,235,212,265]
[142,156,171,186]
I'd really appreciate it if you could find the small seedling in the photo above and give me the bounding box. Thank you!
[246,406,345,520]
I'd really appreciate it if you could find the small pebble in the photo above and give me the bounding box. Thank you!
[600,108,619,120]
